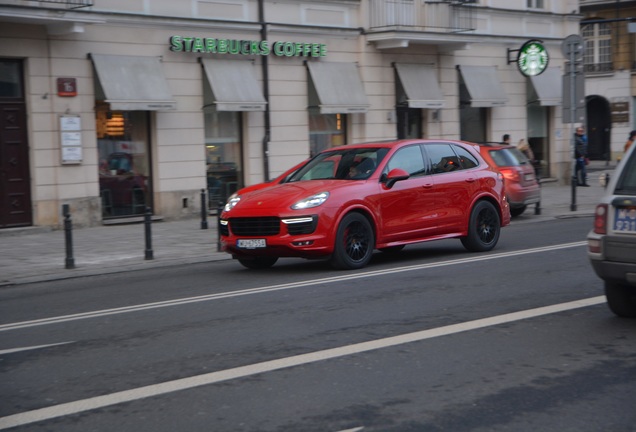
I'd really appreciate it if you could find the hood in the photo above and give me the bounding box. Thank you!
[231,180,350,212]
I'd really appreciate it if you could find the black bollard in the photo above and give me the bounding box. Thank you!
[570,175,577,211]
[200,188,208,229]
[62,204,75,269]
[144,207,153,260]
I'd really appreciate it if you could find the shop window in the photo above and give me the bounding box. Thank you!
[527,0,544,9]
[204,106,242,207]
[96,107,151,218]
[308,108,346,156]
[458,79,487,143]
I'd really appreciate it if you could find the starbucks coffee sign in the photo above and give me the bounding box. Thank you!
[516,40,549,77]
[170,36,327,58]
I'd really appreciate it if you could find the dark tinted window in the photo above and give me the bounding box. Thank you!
[0,60,22,98]
[427,143,463,174]
[453,145,479,169]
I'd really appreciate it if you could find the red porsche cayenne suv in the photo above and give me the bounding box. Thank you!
[220,140,510,270]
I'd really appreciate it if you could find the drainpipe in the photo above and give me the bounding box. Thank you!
[259,0,271,181]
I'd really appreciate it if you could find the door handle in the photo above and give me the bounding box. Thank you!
[465,178,476,183]
[422,183,433,189]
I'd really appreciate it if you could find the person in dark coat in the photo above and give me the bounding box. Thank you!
[574,126,589,186]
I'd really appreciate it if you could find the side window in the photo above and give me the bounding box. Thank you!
[385,145,427,177]
[426,144,462,174]
[453,145,479,169]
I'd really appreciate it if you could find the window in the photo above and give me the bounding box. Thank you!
[384,145,427,177]
[308,109,346,157]
[582,22,612,73]
[426,143,464,174]
[453,145,479,169]
[204,106,242,205]
[527,0,544,9]
[0,61,22,98]
[97,109,151,218]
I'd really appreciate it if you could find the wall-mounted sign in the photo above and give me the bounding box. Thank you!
[611,98,630,124]
[516,40,549,77]
[169,36,327,58]
[57,77,77,97]
[60,115,82,164]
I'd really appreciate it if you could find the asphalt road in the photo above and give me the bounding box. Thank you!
[1,216,635,432]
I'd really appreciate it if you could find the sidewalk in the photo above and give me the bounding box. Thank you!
[0,162,614,287]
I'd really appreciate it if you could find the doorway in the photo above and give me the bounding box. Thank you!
[396,106,422,139]
[0,60,32,228]
[585,95,611,161]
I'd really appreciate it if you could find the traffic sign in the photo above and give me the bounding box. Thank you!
[561,34,584,62]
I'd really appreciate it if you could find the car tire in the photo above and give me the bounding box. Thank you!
[605,281,636,318]
[461,200,501,252]
[510,205,527,217]
[330,212,375,270]
[237,256,279,269]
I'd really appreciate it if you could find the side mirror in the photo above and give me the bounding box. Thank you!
[383,168,410,189]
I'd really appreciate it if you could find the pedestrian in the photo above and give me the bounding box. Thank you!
[625,130,636,154]
[517,139,539,177]
[502,134,511,145]
[574,126,589,186]
[517,139,535,161]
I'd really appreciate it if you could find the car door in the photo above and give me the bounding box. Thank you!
[424,143,481,234]
[377,144,438,243]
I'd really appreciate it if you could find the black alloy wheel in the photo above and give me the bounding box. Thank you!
[330,212,375,270]
[461,200,501,252]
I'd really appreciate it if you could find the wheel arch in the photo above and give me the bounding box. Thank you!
[471,194,506,225]
[333,206,379,248]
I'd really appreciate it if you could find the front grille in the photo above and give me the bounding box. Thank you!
[229,217,280,236]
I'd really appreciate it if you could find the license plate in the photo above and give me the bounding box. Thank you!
[237,239,267,249]
[613,207,636,232]
[524,173,535,181]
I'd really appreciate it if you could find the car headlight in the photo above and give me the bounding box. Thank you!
[291,192,329,210]
[224,194,241,212]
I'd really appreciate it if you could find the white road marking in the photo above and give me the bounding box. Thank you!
[0,341,74,355]
[0,295,605,430]
[336,428,365,432]
[0,241,587,333]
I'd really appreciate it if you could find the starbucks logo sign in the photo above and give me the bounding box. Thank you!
[517,40,549,77]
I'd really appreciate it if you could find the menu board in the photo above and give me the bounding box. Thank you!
[60,115,82,164]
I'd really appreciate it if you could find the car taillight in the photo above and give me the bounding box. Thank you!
[593,204,608,234]
[499,168,520,182]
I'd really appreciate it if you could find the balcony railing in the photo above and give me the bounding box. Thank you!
[584,62,613,73]
[369,0,475,33]
[7,0,93,9]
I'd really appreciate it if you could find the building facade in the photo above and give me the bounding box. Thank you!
[580,0,636,162]
[0,0,580,229]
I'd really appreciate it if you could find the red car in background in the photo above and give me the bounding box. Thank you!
[220,140,510,270]
[478,143,540,217]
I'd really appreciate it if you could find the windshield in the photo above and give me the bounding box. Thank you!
[487,147,529,167]
[615,151,636,195]
[288,147,389,182]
